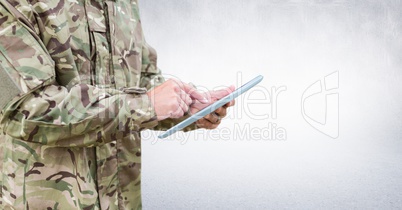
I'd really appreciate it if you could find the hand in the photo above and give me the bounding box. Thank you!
[147,79,209,121]
[190,86,236,129]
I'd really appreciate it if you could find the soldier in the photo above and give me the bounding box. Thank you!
[0,0,234,209]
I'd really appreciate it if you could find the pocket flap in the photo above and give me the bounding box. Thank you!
[122,87,147,94]
[85,3,107,32]
[0,65,21,109]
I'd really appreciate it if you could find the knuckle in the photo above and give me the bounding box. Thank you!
[175,94,180,101]
[177,110,184,117]
[186,98,192,105]
[173,85,180,92]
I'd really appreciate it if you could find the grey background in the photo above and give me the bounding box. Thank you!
[139,0,402,209]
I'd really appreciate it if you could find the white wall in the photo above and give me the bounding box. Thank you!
[139,0,402,209]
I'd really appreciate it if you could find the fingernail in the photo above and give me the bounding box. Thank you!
[201,98,209,103]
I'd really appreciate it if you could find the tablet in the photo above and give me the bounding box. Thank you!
[158,75,264,139]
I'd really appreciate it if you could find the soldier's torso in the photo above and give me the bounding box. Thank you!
[29,0,146,89]
[0,0,146,209]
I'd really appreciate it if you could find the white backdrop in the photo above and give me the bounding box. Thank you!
[139,0,402,209]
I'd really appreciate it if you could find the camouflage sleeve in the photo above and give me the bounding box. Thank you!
[0,3,158,148]
[140,41,165,90]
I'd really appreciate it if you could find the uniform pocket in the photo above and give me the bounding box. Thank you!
[0,9,55,109]
[105,1,142,89]
[86,2,113,88]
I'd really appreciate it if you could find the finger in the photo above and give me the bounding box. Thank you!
[196,118,209,128]
[171,103,185,118]
[230,99,236,106]
[178,97,189,114]
[197,118,220,130]
[214,107,227,118]
[189,106,199,115]
[182,83,209,103]
[170,79,209,104]
[229,85,236,92]
[209,123,219,130]
[170,94,187,117]
[179,90,192,106]
[223,99,235,108]
[210,87,234,100]
[172,109,184,118]
[196,118,214,129]
[203,112,221,124]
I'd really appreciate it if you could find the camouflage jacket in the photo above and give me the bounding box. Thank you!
[0,0,191,209]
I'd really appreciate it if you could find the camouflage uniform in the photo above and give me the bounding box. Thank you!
[0,0,192,209]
